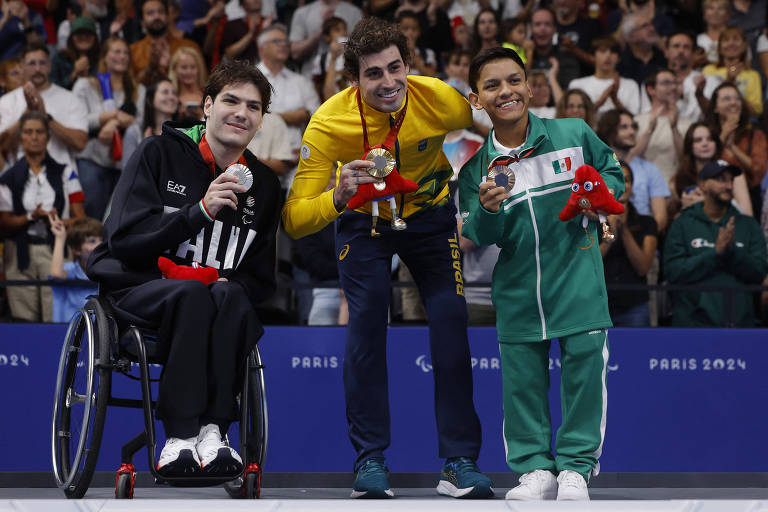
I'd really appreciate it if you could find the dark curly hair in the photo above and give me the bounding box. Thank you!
[343,16,410,81]
[203,59,273,114]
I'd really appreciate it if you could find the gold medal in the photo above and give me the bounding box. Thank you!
[365,148,396,178]
[487,164,515,193]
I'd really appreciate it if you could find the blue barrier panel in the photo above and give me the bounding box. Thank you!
[0,325,765,473]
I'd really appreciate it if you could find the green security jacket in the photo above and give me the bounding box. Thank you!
[458,114,624,342]
[663,202,767,327]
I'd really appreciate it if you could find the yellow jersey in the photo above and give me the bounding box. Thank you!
[282,75,472,239]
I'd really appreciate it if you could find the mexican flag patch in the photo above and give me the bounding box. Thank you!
[552,157,572,174]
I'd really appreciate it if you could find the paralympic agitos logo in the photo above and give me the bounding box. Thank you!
[416,355,500,373]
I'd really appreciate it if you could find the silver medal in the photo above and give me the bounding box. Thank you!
[225,163,253,191]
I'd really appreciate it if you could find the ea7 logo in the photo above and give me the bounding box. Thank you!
[167,181,186,196]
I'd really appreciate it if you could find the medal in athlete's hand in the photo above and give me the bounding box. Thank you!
[365,147,396,191]
[486,163,515,193]
[225,163,253,191]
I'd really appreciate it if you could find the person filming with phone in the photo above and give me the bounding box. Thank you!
[169,47,207,122]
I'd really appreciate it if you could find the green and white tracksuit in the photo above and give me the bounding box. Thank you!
[458,113,624,481]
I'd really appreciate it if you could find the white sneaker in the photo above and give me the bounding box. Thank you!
[157,437,202,476]
[196,423,243,476]
[556,470,590,500]
[505,469,557,500]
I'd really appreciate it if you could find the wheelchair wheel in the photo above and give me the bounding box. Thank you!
[225,346,268,499]
[51,298,112,498]
[115,471,134,499]
[244,471,259,499]
[245,346,268,469]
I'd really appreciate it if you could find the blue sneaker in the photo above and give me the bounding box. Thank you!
[437,457,494,498]
[351,458,394,498]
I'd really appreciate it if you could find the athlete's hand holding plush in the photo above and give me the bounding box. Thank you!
[346,168,418,210]
[335,158,418,236]
[333,160,382,210]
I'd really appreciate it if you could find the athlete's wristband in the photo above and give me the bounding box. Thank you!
[199,199,214,222]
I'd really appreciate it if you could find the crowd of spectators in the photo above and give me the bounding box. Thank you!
[0,0,767,327]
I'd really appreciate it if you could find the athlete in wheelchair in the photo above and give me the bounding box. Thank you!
[51,59,282,498]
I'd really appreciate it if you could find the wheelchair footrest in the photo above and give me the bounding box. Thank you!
[155,476,244,488]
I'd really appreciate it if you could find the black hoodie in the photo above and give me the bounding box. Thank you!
[87,121,282,309]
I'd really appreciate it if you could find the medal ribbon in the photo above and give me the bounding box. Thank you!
[199,133,247,177]
[356,89,408,152]
[486,147,536,171]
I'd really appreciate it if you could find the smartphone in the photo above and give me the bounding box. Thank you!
[337,36,348,44]
[185,102,200,111]
[684,186,697,194]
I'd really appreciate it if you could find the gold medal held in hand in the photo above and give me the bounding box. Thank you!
[487,164,515,193]
[364,148,396,178]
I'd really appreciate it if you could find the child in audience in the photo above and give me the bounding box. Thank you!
[311,17,348,101]
[443,48,472,97]
[48,215,102,322]
[397,10,437,76]
[502,18,530,66]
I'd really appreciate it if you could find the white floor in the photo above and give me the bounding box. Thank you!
[1,488,768,512]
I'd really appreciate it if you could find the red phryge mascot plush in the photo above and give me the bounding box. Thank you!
[559,164,624,248]
[158,257,219,285]
[346,170,418,210]
[559,164,624,221]
[346,149,419,237]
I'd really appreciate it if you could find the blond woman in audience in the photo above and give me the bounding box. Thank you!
[169,46,207,121]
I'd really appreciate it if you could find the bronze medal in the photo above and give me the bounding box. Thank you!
[577,197,592,209]
[487,164,515,193]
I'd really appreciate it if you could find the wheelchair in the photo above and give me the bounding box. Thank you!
[51,295,268,499]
